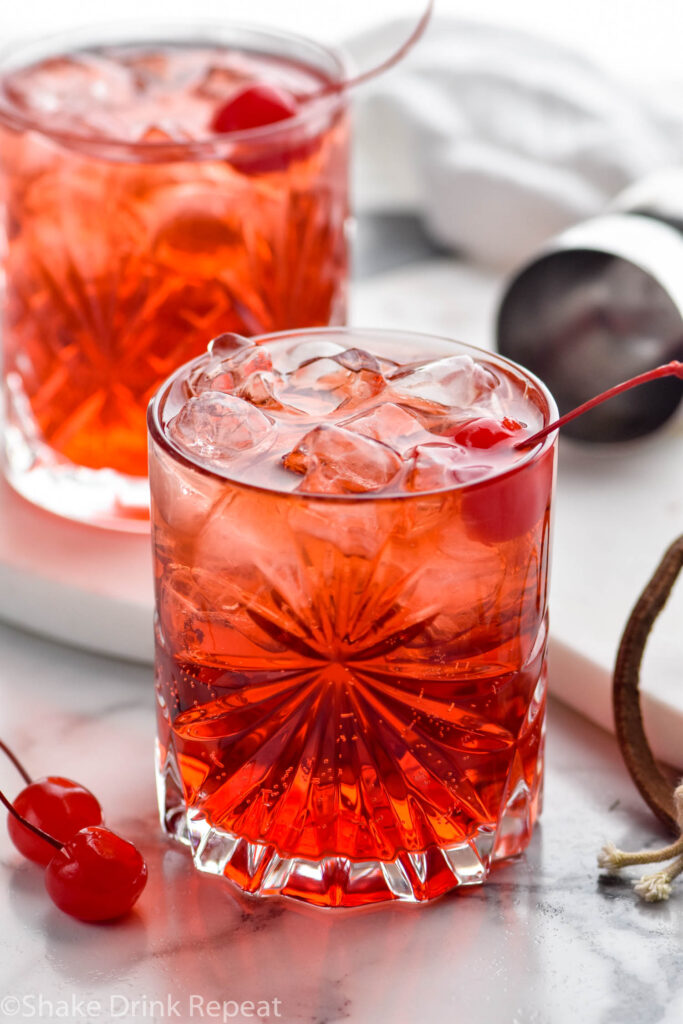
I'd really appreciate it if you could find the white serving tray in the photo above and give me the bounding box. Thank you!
[0,477,154,662]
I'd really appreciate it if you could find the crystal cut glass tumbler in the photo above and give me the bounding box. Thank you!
[0,24,349,529]
[149,329,557,908]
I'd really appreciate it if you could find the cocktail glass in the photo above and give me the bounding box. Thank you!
[0,25,349,528]
[148,328,557,908]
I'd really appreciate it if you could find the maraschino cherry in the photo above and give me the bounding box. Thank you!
[45,826,147,923]
[210,83,297,134]
[210,84,304,174]
[0,739,102,866]
[210,0,434,172]
[462,361,683,546]
[1,739,147,921]
[452,417,524,450]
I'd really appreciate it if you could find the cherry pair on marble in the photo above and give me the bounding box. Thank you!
[1,740,147,922]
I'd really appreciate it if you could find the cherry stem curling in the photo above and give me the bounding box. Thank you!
[306,0,434,101]
[0,739,33,786]
[517,361,683,450]
[0,786,62,853]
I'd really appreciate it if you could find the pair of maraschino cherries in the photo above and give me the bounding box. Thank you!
[1,739,147,922]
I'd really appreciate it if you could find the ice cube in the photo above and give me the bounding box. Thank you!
[237,370,286,410]
[390,355,499,411]
[286,355,385,413]
[187,359,236,397]
[283,424,401,494]
[138,124,177,143]
[405,443,492,492]
[5,54,134,115]
[187,486,315,664]
[289,357,346,389]
[341,403,441,455]
[168,392,275,469]
[275,358,348,416]
[275,339,346,373]
[195,64,245,100]
[288,500,385,561]
[188,337,273,396]
[149,443,224,535]
[117,49,171,87]
[119,47,204,93]
[208,333,251,358]
[333,348,382,374]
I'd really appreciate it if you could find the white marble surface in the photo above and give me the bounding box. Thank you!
[1,618,683,1024]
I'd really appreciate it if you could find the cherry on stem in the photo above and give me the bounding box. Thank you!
[306,0,434,103]
[210,83,298,134]
[1,738,146,921]
[0,785,62,855]
[0,738,32,785]
[8,777,103,866]
[1,783,147,922]
[453,417,524,450]
[1,735,103,865]
[210,0,433,172]
[45,826,148,924]
[517,361,683,450]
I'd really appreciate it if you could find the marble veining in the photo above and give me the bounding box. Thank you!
[1,619,683,1024]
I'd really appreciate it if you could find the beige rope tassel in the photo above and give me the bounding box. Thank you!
[598,784,683,902]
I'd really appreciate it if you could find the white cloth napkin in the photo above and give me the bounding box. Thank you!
[347,18,683,269]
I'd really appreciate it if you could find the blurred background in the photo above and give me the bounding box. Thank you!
[2,0,683,87]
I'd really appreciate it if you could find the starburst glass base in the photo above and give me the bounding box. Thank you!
[156,740,541,909]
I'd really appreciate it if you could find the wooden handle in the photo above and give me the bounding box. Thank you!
[613,535,683,835]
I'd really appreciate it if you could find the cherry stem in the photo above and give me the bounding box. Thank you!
[304,0,434,101]
[516,361,683,450]
[0,786,62,852]
[0,739,33,786]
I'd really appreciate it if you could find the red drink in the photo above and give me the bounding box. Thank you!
[149,329,557,908]
[0,28,349,527]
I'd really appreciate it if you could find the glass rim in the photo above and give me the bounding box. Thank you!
[147,327,559,505]
[0,19,350,155]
